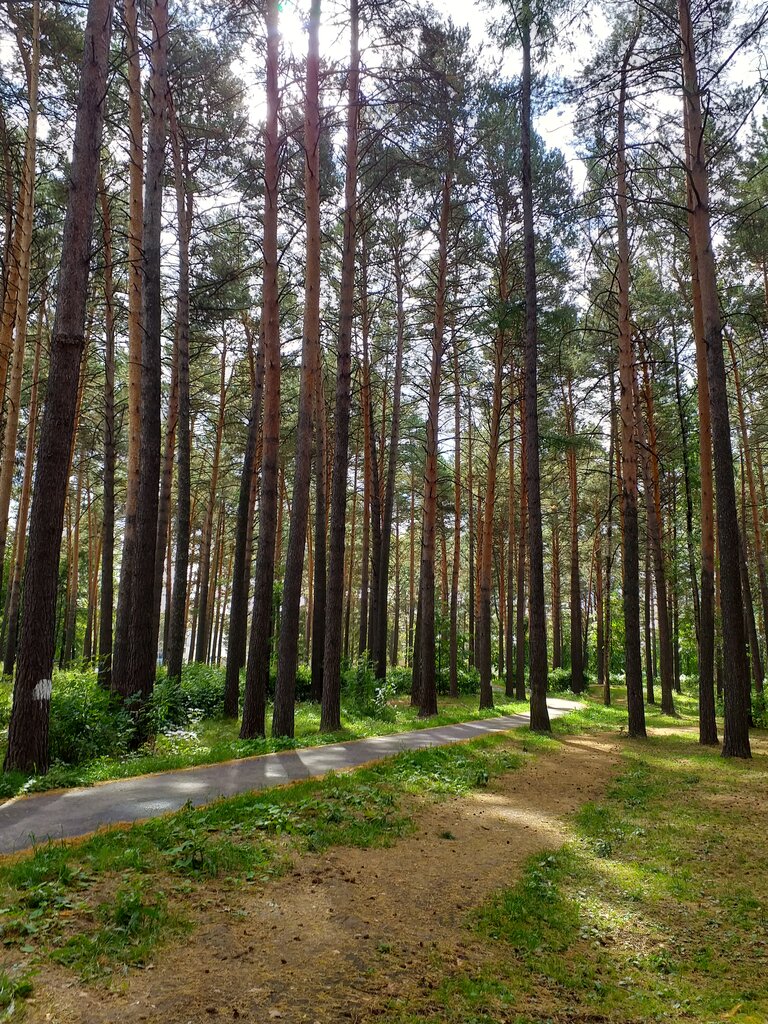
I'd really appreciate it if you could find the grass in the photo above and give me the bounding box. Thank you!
[0,666,529,798]
[381,694,768,1024]
[0,733,528,992]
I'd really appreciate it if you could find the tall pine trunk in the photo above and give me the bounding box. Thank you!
[166,105,193,684]
[520,5,549,730]
[4,0,114,773]
[114,0,169,707]
[616,28,646,738]
[374,241,405,681]
[224,331,265,714]
[680,0,750,756]
[112,0,144,683]
[320,0,360,731]
[274,0,322,737]
[240,0,282,738]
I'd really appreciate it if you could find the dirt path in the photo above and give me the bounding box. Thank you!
[24,733,622,1024]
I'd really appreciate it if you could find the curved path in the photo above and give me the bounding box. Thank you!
[0,698,579,855]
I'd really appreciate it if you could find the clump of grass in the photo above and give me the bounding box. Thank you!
[50,882,184,980]
[0,966,34,1016]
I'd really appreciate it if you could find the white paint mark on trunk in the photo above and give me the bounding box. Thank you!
[32,679,52,701]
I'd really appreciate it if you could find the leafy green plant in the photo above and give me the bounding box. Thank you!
[343,656,397,719]
[0,967,34,1017]
[50,883,180,979]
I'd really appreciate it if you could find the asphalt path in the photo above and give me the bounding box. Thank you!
[0,698,580,855]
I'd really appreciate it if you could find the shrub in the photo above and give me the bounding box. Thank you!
[387,666,412,695]
[752,690,768,729]
[47,670,135,764]
[342,657,396,720]
[547,667,571,692]
[436,665,480,696]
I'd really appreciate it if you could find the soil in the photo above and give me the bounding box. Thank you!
[22,733,622,1024]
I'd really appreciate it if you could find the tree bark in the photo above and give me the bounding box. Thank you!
[418,158,452,720]
[616,27,646,738]
[112,0,145,684]
[565,378,584,693]
[194,338,227,662]
[520,5,549,731]
[4,0,114,773]
[374,239,406,681]
[166,102,193,685]
[224,327,265,714]
[515,388,527,701]
[114,0,169,708]
[0,1,39,589]
[240,0,282,739]
[478,335,502,709]
[680,0,750,756]
[4,285,44,676]
[638,356,675,715]
[450,330,461,697]
[320,0,360,731]
[274,0,322,736]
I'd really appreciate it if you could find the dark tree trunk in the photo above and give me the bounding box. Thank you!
[224,331,265,715]
[274,0,322,737]
[374,240,405,682]
[118,0,169,710]
[241,0,282,739]
[683,136,717,744]
[450,330,461,698]
[195,341,226,662]
[367,390,382,659]
[505,376,516,697]
[310,355,327,700]
[515,391,527,701]
[645,533,655,705]
[5,284,44,676]
[551,511,562,672]
[321,0,359,731]
[166,109,193,685]
[467,407,475,670]
[4,0,114,773]
[616,28,646,738]
[680,0,749,756]
[638,359,675,715]
[520,6,549,731]
[565,380,584,694]
[418,158,452,720]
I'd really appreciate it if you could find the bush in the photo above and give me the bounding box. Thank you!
[342,657,396,720]
[47,670,135,765]
[752,690,768,729]
[387,666,412,695]
[436,665,480,696]
[548,667,572,692]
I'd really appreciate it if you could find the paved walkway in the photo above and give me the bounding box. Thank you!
[0,698,579,855]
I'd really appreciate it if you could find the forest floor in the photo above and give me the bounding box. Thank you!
[2,692,767,1024]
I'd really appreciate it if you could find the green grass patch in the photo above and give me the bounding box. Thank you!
[0,965,34,1018]
[381,718,768,1024]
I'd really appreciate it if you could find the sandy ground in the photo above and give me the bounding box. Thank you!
[22,733,622,1024]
